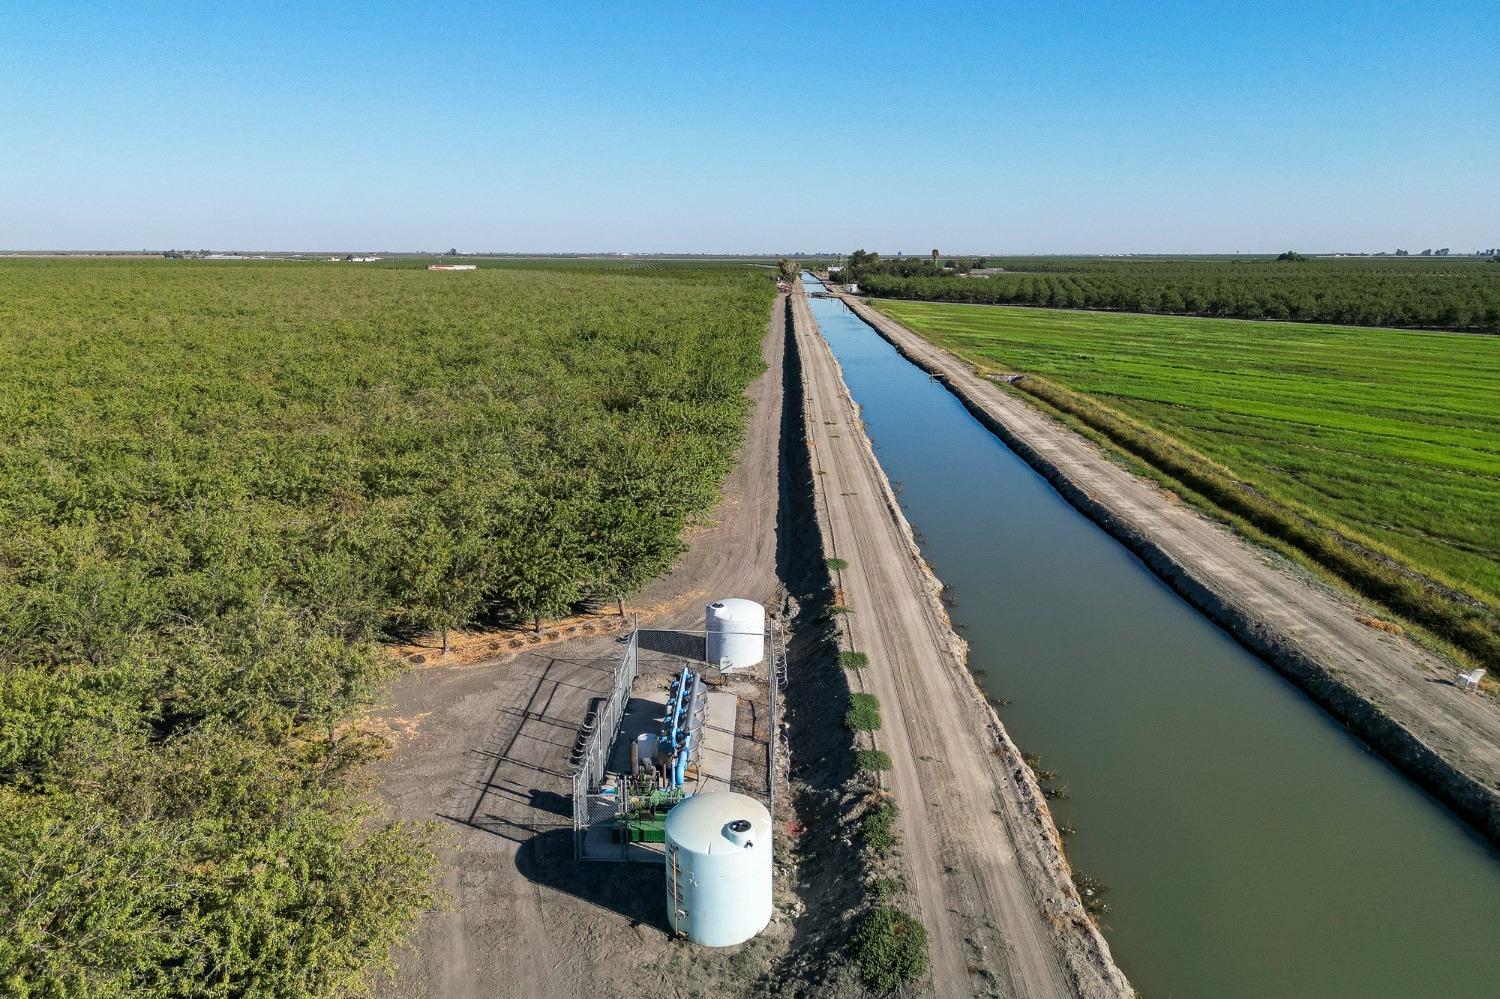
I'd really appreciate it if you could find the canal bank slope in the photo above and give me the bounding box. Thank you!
[791,289,1132,999]
[836,290,1500,845]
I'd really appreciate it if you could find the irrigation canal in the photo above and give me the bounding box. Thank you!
[800,273,1500,998]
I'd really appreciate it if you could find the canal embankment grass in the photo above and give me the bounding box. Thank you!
[838,290,1500,845]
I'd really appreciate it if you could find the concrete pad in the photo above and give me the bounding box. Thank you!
[693,690,737,792]
[606,696,667,775]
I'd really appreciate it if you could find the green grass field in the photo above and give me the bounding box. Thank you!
[872,299,1500,620]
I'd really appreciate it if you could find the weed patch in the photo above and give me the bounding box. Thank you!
[861,801,900,852]
[850,905,929,991]
[845,692,882,731]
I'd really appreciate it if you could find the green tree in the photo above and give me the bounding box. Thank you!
[390,495,494,653]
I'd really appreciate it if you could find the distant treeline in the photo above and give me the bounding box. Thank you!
[841,253,1500,330]
[0,260,774,994]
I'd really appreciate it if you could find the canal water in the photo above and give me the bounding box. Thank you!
[800,275,1500,998]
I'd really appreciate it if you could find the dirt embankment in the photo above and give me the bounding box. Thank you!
[793,289,1133,999]
[838,291,1500,845]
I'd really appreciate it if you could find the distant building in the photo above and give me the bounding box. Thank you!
[427,264,477,271]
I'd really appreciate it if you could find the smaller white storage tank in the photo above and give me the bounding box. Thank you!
[665,791,773,947]
[705,598,764,670]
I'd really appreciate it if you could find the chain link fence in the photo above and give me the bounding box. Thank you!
[572,623,785,862]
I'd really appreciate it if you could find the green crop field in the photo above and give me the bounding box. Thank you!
[872,298,1500,661]
[0,258,774,994]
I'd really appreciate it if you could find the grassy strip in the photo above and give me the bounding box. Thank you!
[837,650,869,669]
[845,692,882,731]
[860,800,900,853]
[851,905,929,991]
[855,749,893,773]
[1013,375,1500,669]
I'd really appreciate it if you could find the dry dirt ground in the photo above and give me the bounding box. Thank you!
[839,290,1500,843]
[370,299,790,999]
[791,291,1132,999]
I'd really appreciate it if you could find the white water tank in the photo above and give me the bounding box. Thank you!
[705,598,764,669]
[664,791,773,947]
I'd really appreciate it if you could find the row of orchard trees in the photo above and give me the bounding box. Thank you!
[0,259,774,994]
[842,253,1500,330]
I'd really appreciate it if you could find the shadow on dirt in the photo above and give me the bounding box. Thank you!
[514,828,670,931]
[762,293,869,995]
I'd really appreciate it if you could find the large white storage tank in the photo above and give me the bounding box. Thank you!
[664,791,773,947]
[705,598,764,670]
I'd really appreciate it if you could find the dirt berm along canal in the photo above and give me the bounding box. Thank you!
[834,289,1500,844]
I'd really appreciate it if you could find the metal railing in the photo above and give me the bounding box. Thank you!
[572,629,638,861]
[768,618,785,817]
[572,623,787,860]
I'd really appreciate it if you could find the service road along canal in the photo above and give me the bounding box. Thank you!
[801,273,1500,999]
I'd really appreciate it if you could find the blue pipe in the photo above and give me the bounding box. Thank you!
[661,668,694,783]
[658,667,702,787]
[664,667,689,751]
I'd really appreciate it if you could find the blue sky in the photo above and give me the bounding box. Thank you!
[2,2,1495,253]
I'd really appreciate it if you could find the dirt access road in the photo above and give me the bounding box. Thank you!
[371,297,789,999]
[839,290,1500,844]
[792,290,1131,999]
